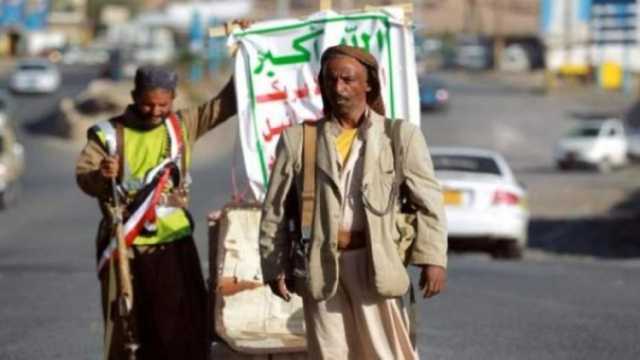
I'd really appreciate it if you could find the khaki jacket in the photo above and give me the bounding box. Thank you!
[260,110,447,301]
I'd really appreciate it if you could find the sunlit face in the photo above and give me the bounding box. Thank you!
[132,88,175,126]
[322,55,371,118]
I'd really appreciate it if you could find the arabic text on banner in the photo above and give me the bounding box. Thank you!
[229,8,420,200]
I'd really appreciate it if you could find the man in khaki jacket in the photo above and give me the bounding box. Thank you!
[259,45,448,359]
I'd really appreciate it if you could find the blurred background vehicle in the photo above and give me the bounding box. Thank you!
[9,58,61,94]
[623,101,640,160]
[62,45,110,66]
[431,147,529,259]
[419,75,449,111]
[454,35,493,70]
[0,91,24,209]
[626,125,640,160]
[499,41,545,72]
[554,118,628,173]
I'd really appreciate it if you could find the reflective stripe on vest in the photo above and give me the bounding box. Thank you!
[91,120,118,156]
[89,115,190,192]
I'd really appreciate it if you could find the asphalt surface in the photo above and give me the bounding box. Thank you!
[0,66,639,359]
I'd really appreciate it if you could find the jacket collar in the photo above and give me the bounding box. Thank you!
[316,108,387,195]
[361,110,389,187]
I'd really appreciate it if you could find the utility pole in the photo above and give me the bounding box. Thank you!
[464,0,482,36]
[493,0,504,70]
[320,0,332,11]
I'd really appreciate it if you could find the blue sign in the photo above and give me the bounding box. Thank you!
[24,0,49,30]
[592,0,634,4]
[0,0,26,27]
[591,0,637,44]
[0,0,49,30]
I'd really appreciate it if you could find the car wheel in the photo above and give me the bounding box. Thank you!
[0,181,21,210]
[492,240,523,260]
[597,158,612,173]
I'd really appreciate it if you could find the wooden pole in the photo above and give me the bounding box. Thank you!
[493,0,504,71]
[320,0,332,10]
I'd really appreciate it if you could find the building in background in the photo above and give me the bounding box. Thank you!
[0,0,90,57]
[412,0,542,71]
[1,0,51,56]
[48,0,89,46]
[541,0,640,91]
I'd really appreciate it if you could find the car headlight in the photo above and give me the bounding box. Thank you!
[435,89,449,102]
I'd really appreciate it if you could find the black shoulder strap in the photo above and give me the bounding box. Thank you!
[384,118,405,183]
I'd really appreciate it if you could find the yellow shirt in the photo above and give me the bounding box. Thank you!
[335,127,358,164]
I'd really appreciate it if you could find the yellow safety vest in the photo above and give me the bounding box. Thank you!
[90,115,192,246]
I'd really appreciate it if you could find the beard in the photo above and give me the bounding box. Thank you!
[134,109,167,129]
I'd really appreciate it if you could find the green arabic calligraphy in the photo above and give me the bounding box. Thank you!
[339,28,385,53]
[254,28,324,75]
[253,24,387,76]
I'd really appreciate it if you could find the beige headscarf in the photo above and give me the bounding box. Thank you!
[318,45,386,118]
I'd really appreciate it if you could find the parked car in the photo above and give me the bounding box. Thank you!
[62,45,110,66]
[0,92,24,209]
[419,76,449,110]
[499,41,545,72]
[431,147,528,259]
[455,36,493,70]
[9,58,61,94]
[554,118,628,172]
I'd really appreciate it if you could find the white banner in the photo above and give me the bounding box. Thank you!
[229,8,420,200]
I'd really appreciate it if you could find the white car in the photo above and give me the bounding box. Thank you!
[9,58,61,94]
[554,118,627,172]
[431,147,529,259]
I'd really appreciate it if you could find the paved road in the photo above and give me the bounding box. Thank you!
[0,66,639,359]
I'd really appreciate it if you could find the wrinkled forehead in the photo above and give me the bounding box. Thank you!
[321,54,368,76]
[135,88,175,104]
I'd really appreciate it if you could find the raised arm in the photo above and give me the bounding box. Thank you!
[178,76,237,145]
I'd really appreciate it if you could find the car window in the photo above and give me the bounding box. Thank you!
[0,98,6,111]
[432,154,502,175]
[567,127,600,137]
[0,135,4,153]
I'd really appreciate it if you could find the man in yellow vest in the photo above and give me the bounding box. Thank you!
[76,60,239,358]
